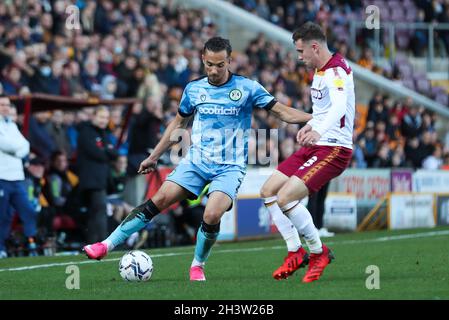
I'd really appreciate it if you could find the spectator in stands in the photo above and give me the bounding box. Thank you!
[391,101,409,125]
[386,114,401,141]
[47,151,78,206]
[358,125,378,167]
[155,53,181,89]
[23,154,48,250]
[422,111,436,134]
[421,131,437,158]
[351,131,367,168]
[127,97,163,175]
[372,143,393,168]
[59,62,82,97]
[100,75,117,100]
[46,110,71,157]
[137,70,162,102]
[401,107,423,139]
[44,150,79,235]
[115,55,139,97]
[391,145,407,168]
[367,101,389,124]
[410,9,428,56]
[1,65,22,95]
[29,55,59,95]
[93,0,114,35]
[178,57,202,88]
[422,145,443,169]
[0,94,38,258]
[334,39,357,62]
[28,111,56,161]
[405,136,428,168]
[63,111,78,158]
[368,91,383,111]
[357,47,374,71]
[382,95,395,112]
[49,60,63,94]
[77,106,118,244]
[81,59,102,94]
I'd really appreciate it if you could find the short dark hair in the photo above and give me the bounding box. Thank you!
[203,37,232,57]
[292,22,326,43]
[51,150,67,163]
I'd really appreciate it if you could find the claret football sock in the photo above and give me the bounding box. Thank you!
[264,196,302,252]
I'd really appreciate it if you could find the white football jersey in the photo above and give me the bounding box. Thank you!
[308,53,355,149]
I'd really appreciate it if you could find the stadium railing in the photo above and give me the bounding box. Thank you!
[349,21,449,73]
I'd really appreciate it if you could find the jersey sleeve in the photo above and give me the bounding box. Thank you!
[178,84,195,117]
[251,80,277,110]
[311,67,348,136]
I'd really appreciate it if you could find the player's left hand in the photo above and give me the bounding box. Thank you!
[300,130,321,146]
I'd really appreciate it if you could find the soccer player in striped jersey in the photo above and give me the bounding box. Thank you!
[83,37,312,281]
[260,22,355,283]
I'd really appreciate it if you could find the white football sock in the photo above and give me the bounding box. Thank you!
[264,196,301,252]
[101,239,114,252]
[281,201,322,254]
[191,257,205,268]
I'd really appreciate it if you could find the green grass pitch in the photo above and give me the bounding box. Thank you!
[0,227,448,300]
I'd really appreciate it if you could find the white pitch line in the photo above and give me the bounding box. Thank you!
[325,229,449,246]
[0,251,191,273]
[0,229,448,273]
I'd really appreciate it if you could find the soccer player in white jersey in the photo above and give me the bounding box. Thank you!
[260,22,355,283]
[83,37,313,281]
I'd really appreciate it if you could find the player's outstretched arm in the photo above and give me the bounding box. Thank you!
[138,113,192,174]
[268,102,312,124]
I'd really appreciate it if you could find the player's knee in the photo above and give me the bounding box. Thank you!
[151,193,169,210]
[260,183,276,199]
[203,210,222,225]
[276,190,303,211]
[276,192,290,210]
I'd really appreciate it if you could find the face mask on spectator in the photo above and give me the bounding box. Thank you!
[40,66,51,77]
[114,46,123,54]
[103,54,113,63]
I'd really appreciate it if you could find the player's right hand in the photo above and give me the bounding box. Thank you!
[138,157,158,174]
[297,124,312,145]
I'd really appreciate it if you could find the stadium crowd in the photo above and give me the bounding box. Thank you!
[0,0,448,257]
[229,0,449,105]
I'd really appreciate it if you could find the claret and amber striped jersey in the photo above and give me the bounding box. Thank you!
[307,53,355,149]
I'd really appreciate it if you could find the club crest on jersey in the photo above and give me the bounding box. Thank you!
[311,88,323,100]
[200,94,206,102]
[229,89,242,101]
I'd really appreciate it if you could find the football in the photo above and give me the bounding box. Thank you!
[119,250,153,282]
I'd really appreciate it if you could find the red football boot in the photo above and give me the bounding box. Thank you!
[302,244,335,283]
[272,247,309,280]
